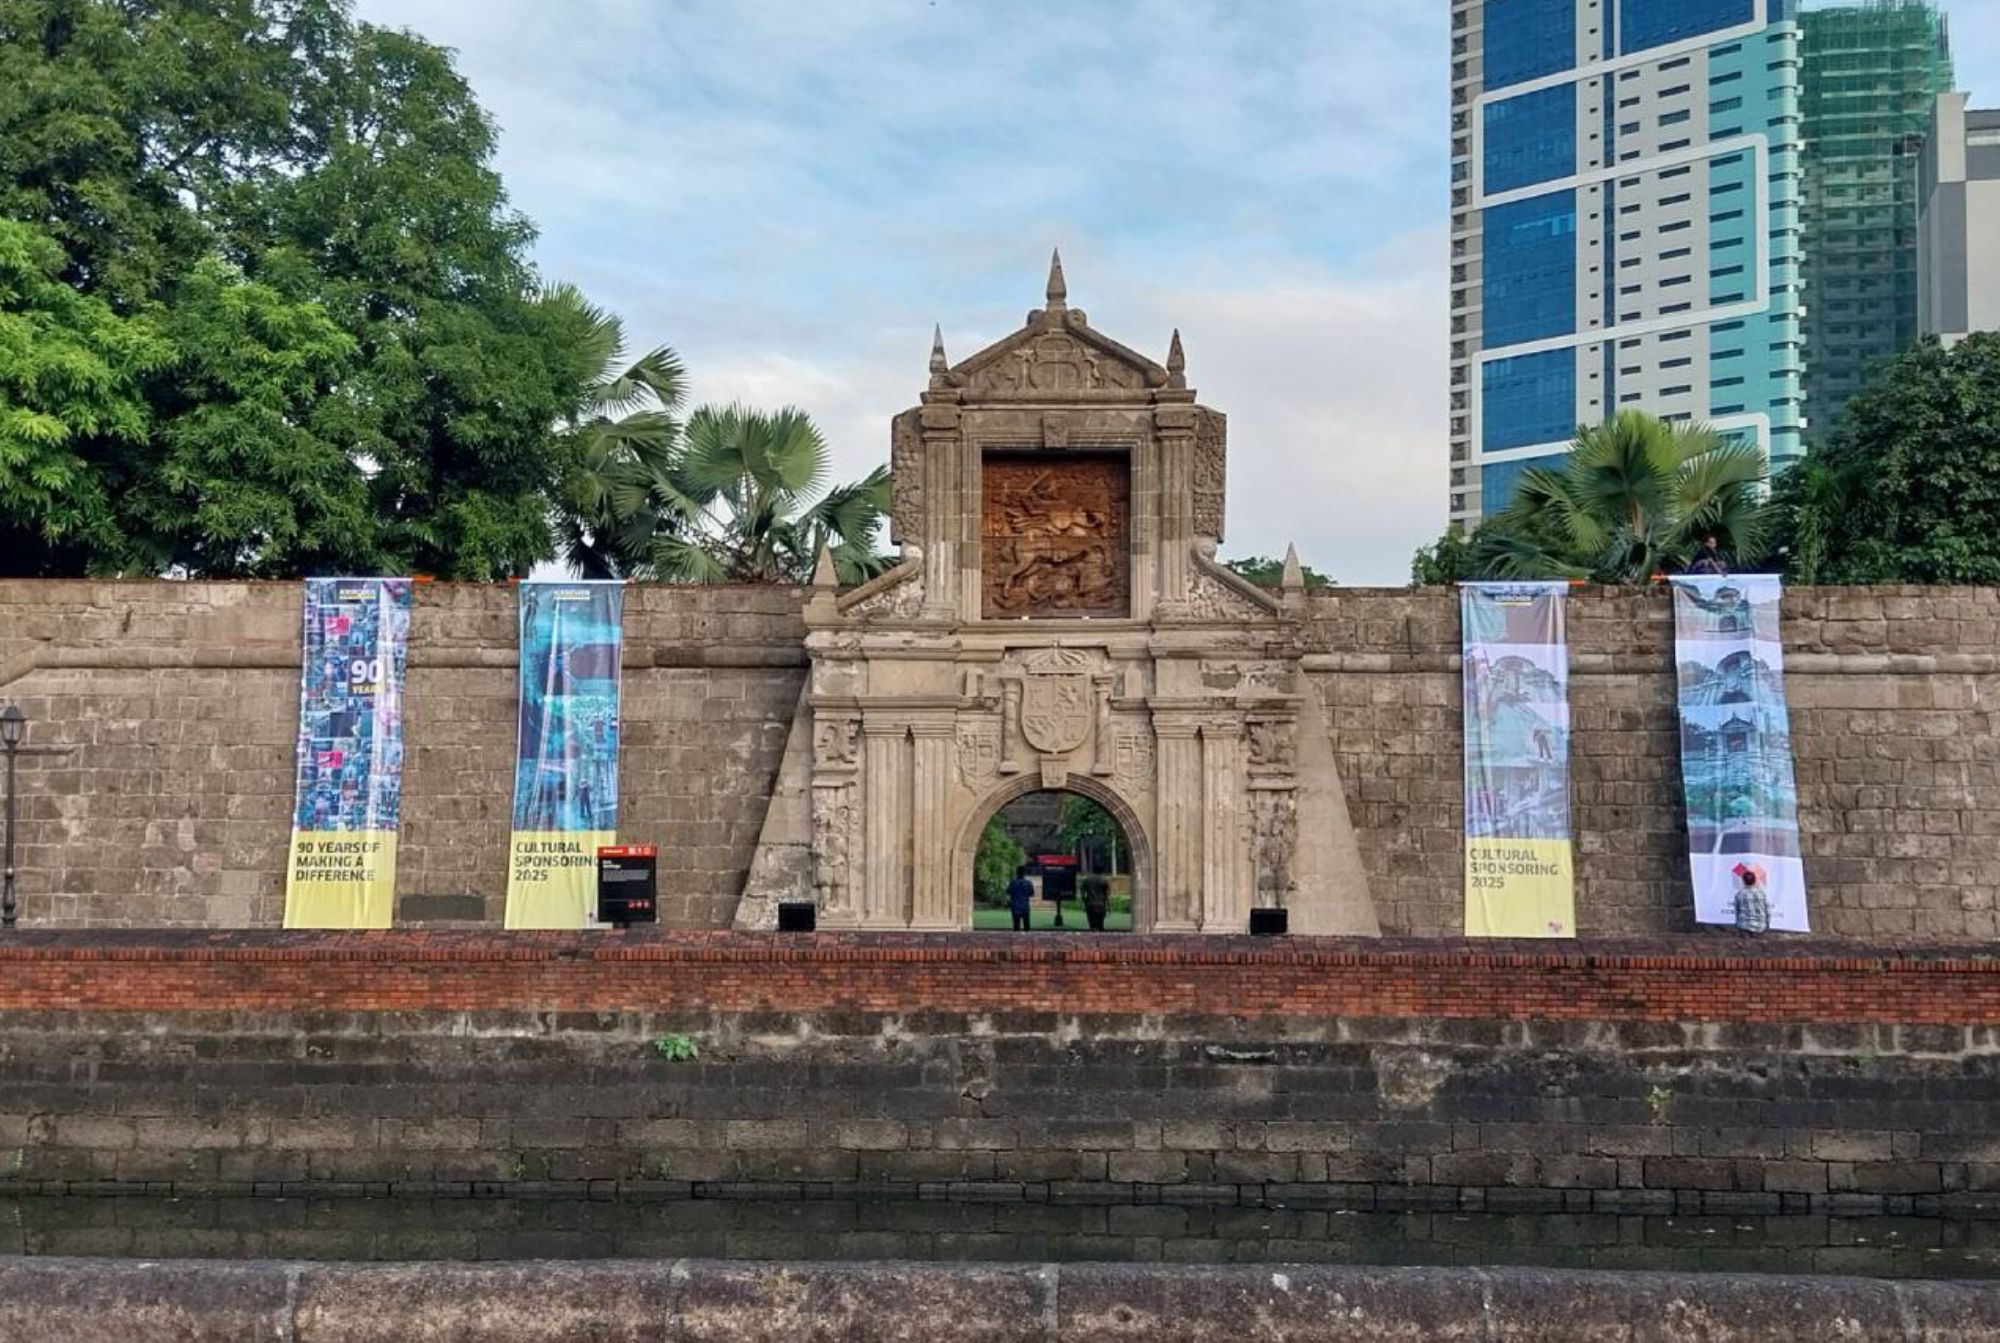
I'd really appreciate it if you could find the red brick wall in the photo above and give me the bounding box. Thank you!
[3,931,1998,1024]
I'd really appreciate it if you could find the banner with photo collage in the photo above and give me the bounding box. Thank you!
[1670,575,1809,931]
[283,578,412,929]
[504,581,625,929]
[1461,581,1576,939]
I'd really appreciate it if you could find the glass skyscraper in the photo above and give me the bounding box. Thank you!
[1449,0,1807,527]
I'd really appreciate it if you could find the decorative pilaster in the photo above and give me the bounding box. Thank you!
[909,720,956,929]
[862,720,910,926]
[1200,717,1245,932]
[999,678,1027,774]
[1090,675,1116,776]
[1153,719,1202,930]
[1154,407,1197,616]
[920,404,961,622]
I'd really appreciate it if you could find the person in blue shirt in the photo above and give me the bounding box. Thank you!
[1006,866,1035,932]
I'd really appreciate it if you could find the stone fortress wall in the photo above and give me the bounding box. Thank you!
[0,580,1993,938]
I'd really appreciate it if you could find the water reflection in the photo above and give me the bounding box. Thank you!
[5,1195,2000,1278]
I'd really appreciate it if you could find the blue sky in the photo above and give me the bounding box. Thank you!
[354,0,2000,585]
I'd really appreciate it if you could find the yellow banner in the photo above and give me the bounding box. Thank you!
[1464,837,1574,939]
[283,830,397,929]
[504,830,614,929]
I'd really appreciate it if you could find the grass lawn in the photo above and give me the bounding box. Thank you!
[971,900,1133,932]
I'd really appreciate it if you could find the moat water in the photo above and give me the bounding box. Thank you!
[5,1194,1999,1279]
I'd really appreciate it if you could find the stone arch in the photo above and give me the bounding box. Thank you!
[952,773,1154,931]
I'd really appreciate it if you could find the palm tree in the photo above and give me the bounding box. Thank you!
[636,404,892,586]
[1475,411,1775,583]
[542,283,686,579]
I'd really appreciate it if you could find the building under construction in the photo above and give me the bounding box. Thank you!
[1800,1,1954,439]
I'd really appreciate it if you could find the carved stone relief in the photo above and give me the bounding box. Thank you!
[956,721,1000,788]
[1252,788,1298,902]
[812,787,855,916]
[1182,567,1272,623]
[1114,732,1155,793]
[815,715,859,768]
[889,408,924,546]
[981,454,1130,619]
[1192,407,1227,540]
[844,572,926,622]
[1246,719,1297,772]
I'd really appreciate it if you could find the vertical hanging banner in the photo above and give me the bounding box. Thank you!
[505,581,625,929]
[284,578,412,929]
[1671,575,1809,931]
[1461,582,1576,938]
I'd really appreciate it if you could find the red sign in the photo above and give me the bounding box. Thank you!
[598,844,658,859]
[1035,854,1078,868]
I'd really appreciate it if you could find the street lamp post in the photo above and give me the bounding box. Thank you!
[1,704,23,930]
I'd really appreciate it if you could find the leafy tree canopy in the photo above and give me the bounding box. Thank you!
[0,0,597,577]
[1774,334,2000,585]
[1418,411,1776,585]
[1221,554,1335,589]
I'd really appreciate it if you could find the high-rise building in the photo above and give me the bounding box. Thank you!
[1918,92,2000,345]
[1799,1,1953,435]
[1449,1,1807,528]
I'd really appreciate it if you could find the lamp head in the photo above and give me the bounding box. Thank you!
[0,704,23,749]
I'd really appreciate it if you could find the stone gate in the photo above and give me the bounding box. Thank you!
[741,258,1379,934]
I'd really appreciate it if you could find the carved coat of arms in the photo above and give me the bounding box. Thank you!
[1016,649,1096,756]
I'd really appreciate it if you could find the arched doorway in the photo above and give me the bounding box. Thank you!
[957,776,1150,932]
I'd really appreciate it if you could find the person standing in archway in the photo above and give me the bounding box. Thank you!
[1007,866,1035,932]
[1081,874,1110,932]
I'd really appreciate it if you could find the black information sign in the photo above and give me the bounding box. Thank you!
[596,844,658,927]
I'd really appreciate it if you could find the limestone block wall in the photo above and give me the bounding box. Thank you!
[1301,586,2000,940]
[0,581,1995,936]
[0,582,806,929]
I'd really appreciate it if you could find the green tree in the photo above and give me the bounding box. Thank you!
[1774,334,2000,584]
[0,0,597,577]
[636,405,891,585]
[1058,794,1125,875]
[539,283,686,580]
[0,218,164,574]
[1221,554,1334,588]
[1410,527,1478,586]
[973,817,1025,906]
[1473,411,1775,583]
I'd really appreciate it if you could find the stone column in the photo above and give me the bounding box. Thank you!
[1152,718,1202,931]
[1201,717,1246,933]
[1155,408,1196,615]
[922,423,959,622]
[1130,438,1158,622]
[960,435,983,618]
[908,720,957,930]
[862,720,910,927]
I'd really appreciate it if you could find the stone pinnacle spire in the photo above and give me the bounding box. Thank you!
[1281,543,1305,596]
[1045,248,1067,310]
[811,544,838,592]
[1166,328,1186,388]
[929,324,948,375]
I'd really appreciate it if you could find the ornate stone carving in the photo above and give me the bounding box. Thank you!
[1183,567,1272,623]
[1192,407,1227,540]
[889,408,924,547]
[971,333,1141,393]
[815,714,859,768]
[1019,652,1094,755]
[1252,789,1298,902]
[1246,719,1296,772]
[981,454,1130,619]
[844,572,926,622]
[956,721,1000,788]
[1114,732,1155,792]
[812,787,854,915]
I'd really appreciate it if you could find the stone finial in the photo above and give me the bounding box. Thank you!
[1280,544,1305,597]
[1046,248,1067,310]
[1166,328,1187,389]
[811,545,838,592]
[929,324,948,376]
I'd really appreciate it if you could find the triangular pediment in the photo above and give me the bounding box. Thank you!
[950,309,1168,396]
